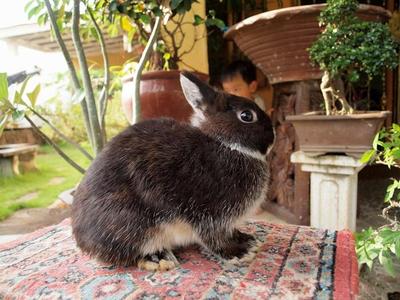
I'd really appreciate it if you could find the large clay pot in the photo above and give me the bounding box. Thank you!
[121,70,208,123]
[224,4,390,84]
[286,111,391,158]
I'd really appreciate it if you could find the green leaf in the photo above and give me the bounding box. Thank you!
[385,183,396,202]
[56,18,64,32]
[356,227,374,241]
[366,259,373,270]
[0,73,8,100]
[37,13,48,26]
[109,0,118,13]
[392,123,400,132]
[139,14,150,25]
[0,99,13,110]
[14,90,22,105]
[90,27,99,40]
[19,76,31,96]
[395,239,400,259]
[27,85,41,107]
[58,3,65,19]
[12,109,25,122]
[392,149,400,160]
[153,7,162,17]
[183,0,192,11]
[379,251,396,277]
[108,23,119,37]
[24,0,35,13]
[171,0,183,10]
[205,18,226,30]
[27,4,42,20]
[372,132,380,150]
[360,149,375,163]
[379,229,400,244]
[193,14,203,26]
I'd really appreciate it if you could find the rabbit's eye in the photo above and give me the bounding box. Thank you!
[238,110,257,123]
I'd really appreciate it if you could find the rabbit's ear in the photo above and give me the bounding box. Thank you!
[180,72,218,112]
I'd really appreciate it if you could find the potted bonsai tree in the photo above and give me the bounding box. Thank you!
[223,1,390,85]
[285,0,399,158]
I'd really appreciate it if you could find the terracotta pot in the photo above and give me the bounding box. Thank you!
[121,70,208,123]
[224,4,390,84]
[286,111,391,158]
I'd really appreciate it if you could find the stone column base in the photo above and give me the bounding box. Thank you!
[291,151,365,231]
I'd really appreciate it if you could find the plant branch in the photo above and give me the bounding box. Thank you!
[43,0,94,147]
[27,105,94,161]
[131,11,163,124]
[137,22,151,44]
[374,160,400,169]
[379,200,400,229]
[87,5,110,142]
[178,30,207,59]
[24,115,86,174]
[72,0,103,154]
[168,15,184,35]
[162,23,181,64]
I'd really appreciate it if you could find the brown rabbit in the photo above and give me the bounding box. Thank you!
[71,72,275,271]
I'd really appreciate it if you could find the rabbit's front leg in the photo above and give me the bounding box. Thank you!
[199,228,257,261]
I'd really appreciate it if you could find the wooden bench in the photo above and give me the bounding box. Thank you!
[0,143,39,176]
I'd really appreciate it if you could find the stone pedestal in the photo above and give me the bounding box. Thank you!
[291,151,366,231]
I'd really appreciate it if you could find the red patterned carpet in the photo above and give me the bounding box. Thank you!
[0,219,358,299]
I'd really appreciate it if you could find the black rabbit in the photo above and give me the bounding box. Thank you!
[72,72,275,271]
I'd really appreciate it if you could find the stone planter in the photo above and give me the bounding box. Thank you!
[286,111,391,158]
[224,4,390,84]
[121,70,208,123]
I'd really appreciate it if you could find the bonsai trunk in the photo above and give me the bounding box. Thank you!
[320,70,354,115]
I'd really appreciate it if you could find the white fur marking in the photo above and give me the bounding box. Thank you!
[223,142,266,162]
[140,220,200,255]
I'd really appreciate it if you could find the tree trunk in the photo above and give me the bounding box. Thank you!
[320,71,354,115]
[72,0,104,153]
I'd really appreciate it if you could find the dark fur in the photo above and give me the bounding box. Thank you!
[72,72,274,266]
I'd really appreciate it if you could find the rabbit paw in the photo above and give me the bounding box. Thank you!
[225,237,262,265]
[233,230,261,254]
[232,230,256,246]
[137,250,179,272]
[236,239,263,263]
[137,259,159,271]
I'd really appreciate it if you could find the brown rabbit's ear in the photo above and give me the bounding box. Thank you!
[180,71,219,112]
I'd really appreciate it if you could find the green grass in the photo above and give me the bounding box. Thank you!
[0,144,92,221]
